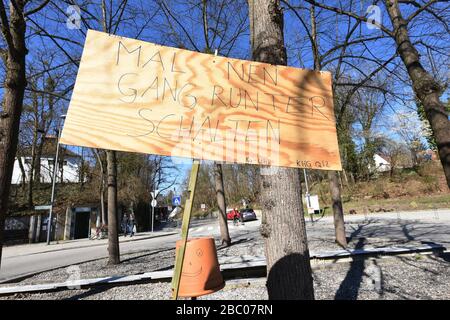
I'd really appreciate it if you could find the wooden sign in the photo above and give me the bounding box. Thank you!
[60,29,342,170]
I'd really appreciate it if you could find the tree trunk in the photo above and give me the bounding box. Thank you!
[213,162,231,246]
[328,171,347,247]
[248,0,314,300]
[27,89,41,208]
[310,3,347,248]
[94,149,106,225]
[101,189,106,226]
[0,0,27,270]
[34,137,44,185]
[107,150,120,265]
[79,147,85,189]
[27,134,37,209]
[385,0,450,188]
[16,153,26,187]
[59,150,64,183]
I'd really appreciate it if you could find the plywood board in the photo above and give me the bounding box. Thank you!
[60,29,342,170]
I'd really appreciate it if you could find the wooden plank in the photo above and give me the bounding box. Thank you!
[171,160,200,299]
[60,29,342,170]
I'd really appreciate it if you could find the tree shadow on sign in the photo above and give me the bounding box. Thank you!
[266,253,314,300]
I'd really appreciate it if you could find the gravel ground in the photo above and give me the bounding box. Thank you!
[1,231,448,300]
[1,252,449,300]
[1,232,421,287]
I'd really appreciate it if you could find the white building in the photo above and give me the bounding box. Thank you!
[11,137,81,184]
[372,153,391,172]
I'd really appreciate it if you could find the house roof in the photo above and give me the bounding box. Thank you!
[375,153,391,163]
[21,136,80,158]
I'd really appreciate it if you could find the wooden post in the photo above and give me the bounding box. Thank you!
[171,160,200,300]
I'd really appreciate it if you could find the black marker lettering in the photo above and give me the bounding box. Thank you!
[141,76,159,99]
[266,119,280,144]
[229,87,242,108]
[211,85,227,107]
[247,64,258,84]
[263,66,277,85]
[246,120,262,142]
[127,108,154,137]
[177,83,197,109]
[116,41,141,67]
[244,90,258,111]
[156,114,176,139]
[117,73,138,103]
[310,96,329,120]
[142,51,165,70]
[163,78,178,102]
[227,62,245,81]
[171,52,185,73]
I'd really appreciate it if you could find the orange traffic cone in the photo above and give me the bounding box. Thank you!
[174,237,225,297]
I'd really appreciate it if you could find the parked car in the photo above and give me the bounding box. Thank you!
[239,208,257,222]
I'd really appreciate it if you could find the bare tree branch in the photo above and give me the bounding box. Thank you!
[159,0,200,51]
[0,0,13,51]
[24,0,50,16]
[302,0,394,36]
[26,16,79,67]
[338,53,398,124]
[112,0,128,34]
[202,0,209,51]
[406,0,439,22]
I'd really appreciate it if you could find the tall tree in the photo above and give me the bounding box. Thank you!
[0,0,49,269]
[199,0,231,246]
[303,0,450,188]
[213,162,231,246]
[309,3,347,247]
[101,0,120,265]
[283,1,401,247]
[247,0,314,299]
[384,0,447,171]
[106,149,119,265]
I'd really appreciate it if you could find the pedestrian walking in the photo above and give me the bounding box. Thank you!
[129,212,136,237]
[122,213,130,237]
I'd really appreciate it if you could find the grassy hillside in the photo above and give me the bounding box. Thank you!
[310,161,449,215]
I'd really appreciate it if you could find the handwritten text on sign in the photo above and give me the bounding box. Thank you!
[60,30,342,170]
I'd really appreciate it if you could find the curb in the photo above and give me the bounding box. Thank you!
[2,232,178,260]
[0,232,178,284]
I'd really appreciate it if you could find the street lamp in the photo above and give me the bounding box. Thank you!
[303,168,313,223]
[46,114,66,245]
[150,189,160,232]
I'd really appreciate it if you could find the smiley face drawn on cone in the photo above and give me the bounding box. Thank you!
[175,237,225,297]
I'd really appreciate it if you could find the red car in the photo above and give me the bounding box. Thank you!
[226,209,241,220]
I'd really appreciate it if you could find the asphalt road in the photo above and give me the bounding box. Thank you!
[307,209,450,247]
[1,209,449,283]
[0,218,259,282]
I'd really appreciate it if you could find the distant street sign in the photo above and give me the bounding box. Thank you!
[151,199,157,207]
[35,205,51,210]
[172,196,181,206]
[304,194,320,214]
